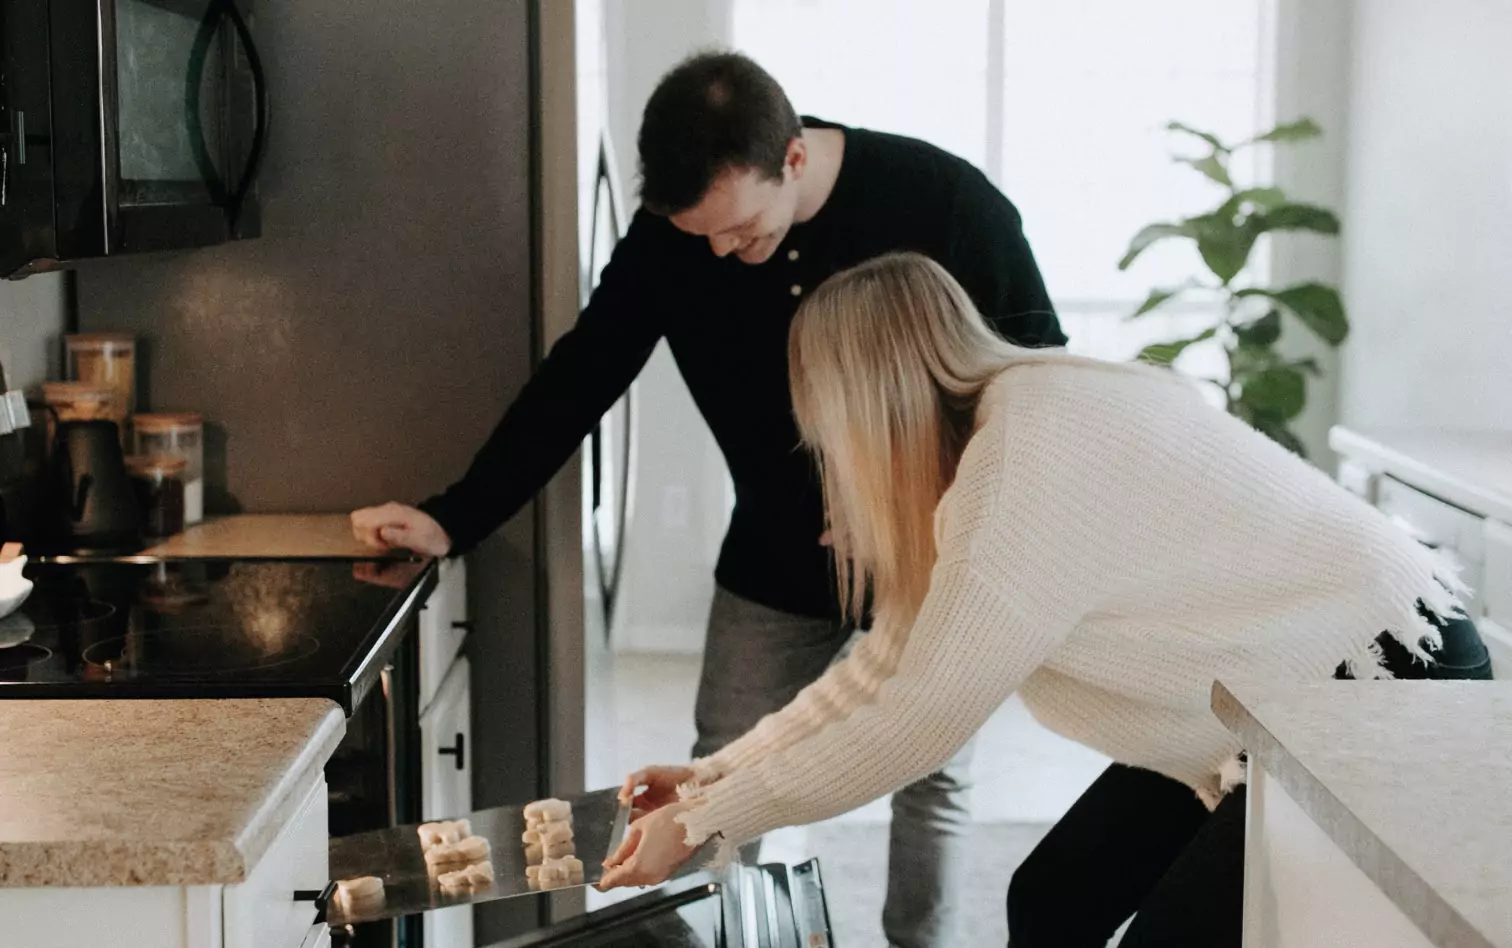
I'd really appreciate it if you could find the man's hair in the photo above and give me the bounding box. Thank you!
[638,51,802,216]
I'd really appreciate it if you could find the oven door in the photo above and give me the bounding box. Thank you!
[33,0,266,274]
[481,862,833,948]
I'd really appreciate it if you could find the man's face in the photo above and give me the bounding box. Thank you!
[669,140,804,265]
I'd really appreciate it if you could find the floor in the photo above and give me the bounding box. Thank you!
[583,634,1114,946]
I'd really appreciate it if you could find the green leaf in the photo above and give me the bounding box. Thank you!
[1234,310,1282,347]
[1137,327,1216,366]
[1177,153,1233,187]
[1239,366,1307,421]
[1249,413,1309,458]
[1188,213,1259,284]
[1128,283,1192,320]
[1118,222,1195,271]
[1236,283,1349,345]
[1216,187,1288,220]
[1166,121,1228,152]
[1245,118,1323,145]
[1252,203,1340,236]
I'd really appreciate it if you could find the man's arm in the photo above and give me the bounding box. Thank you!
[943,167,1068,348]
[418,210,674,554]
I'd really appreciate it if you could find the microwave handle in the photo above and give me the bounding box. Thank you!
[185,0,268,232]
[221,0,268,231]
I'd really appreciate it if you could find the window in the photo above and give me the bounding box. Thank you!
[735,1,1274,371]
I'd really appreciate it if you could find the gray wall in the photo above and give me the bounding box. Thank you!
[74,0,544,940]
[1337,0,1512,431]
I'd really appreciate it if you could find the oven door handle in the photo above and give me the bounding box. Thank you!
[293,879,338,924]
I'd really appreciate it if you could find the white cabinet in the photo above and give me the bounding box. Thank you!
[1243,765,1434,947]
[419,654,473,948]
[223,775,330,948]
[0,775,329,948]
[419,558,469,714]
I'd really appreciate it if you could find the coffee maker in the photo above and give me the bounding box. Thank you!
[46,417,142,554]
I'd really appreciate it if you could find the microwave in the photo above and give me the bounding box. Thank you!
[0,0,267,278]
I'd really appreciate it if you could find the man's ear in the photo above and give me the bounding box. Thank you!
[785,137,808,179]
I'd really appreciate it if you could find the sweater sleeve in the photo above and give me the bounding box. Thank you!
[693,605,910,783]
[676,414,1087,848]
[418,210,671,554]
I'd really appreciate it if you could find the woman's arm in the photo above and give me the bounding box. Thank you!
[676,554,1072,852]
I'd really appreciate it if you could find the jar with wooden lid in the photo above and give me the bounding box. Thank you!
[64,333,136,416]
[125,454,187,539]
[41,381,127,451]
[132,413,204,524]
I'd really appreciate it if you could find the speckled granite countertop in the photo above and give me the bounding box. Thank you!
[1214,680,1512,948]
[0,698,343,886]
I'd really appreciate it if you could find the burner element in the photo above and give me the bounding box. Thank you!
[81,626,322,679]
[0,643,52,672]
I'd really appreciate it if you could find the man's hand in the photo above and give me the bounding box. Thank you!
[351,503,452,557]
[597,801,700,890]
[618,765,697,821]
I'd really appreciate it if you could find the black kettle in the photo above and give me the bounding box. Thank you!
[49,420,141,554]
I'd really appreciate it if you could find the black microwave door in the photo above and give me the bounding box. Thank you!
[0,0,62,272]
[108,0,266,251]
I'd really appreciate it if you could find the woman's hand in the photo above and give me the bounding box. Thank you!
[597,801,700,890]
[618,765,697,820]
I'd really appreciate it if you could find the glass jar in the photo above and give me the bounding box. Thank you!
[132,413,205,524]
[65,333,137,417]
[125,455,187,539]
[41,381,128,451]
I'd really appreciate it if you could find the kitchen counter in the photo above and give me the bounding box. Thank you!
[139,513,404,560]
[0,698,343,886]
[1214,679,1512,948]
[1330,428,1512,523]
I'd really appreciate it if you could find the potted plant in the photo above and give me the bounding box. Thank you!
[1119,118,1348,457]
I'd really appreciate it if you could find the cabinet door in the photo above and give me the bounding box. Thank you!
[223,775,330,948]
[419,654,473,948]
[420,558,469,713]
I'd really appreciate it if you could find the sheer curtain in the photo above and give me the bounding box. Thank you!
[734,1,1274,371]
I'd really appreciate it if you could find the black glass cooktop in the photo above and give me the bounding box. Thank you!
[0,558,435,713]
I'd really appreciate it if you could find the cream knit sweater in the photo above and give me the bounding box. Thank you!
[675,358,1464,855]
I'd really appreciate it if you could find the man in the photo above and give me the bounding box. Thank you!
[352,51,1064,948]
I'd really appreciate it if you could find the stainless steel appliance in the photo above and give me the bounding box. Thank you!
[0,0,267,277]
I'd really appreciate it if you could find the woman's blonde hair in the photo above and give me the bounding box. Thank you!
[789,252,1060,626]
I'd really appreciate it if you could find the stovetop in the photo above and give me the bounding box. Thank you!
[0,557,435,713]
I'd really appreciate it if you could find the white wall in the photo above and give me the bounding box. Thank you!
[0,274,67,389]
[596,0,735,654]
[1338,0,1512,432]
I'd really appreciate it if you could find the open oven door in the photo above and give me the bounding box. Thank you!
[485,861,832,948]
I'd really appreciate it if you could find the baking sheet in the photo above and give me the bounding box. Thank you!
[326,787,629,926]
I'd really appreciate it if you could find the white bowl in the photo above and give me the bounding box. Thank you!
[0,555,34,621]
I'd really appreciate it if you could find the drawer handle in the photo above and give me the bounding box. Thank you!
[294,880,338,924]
[451,619,473,633]
[439,732,466,771]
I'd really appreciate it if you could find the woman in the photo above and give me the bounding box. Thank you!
[598,252,1491,945]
